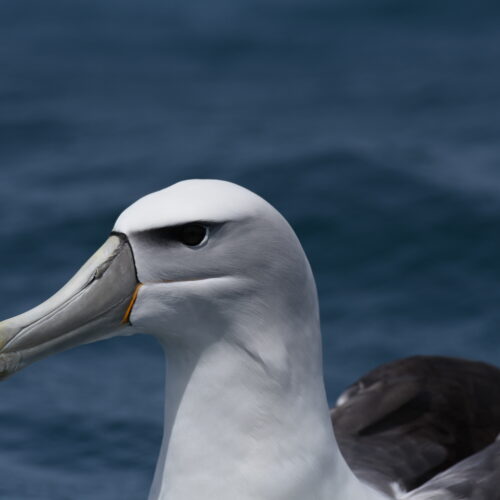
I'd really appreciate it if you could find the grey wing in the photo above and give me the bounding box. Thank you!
[331,356,500,498]
[404,439,500,500]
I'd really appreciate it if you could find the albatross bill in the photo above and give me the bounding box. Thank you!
[0,234,138,377]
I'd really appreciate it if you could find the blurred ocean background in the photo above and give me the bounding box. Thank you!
[1,0,500,497]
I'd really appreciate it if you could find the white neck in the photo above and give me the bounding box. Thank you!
[147,312,383,500]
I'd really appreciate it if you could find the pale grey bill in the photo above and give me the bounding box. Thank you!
[0,234,138,379]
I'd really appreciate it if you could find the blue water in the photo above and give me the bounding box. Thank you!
[1,0,500,497]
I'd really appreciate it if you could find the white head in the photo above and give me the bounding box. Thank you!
[0,179,321,383]
[120,180,321,380]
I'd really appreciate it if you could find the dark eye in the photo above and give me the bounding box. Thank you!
[177,223,207,246]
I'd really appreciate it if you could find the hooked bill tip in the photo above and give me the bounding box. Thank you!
[0,351,23,380]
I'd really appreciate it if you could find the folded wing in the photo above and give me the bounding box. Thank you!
[332,356,500,498]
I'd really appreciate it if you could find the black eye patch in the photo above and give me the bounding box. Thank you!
[139,223,209,247]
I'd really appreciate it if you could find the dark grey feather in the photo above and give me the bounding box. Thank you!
[330,356,500,497]
[406,439,500,500]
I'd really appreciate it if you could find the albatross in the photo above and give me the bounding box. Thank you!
[0,179,499,500]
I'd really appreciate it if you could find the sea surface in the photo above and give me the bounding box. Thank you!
[1,0,500,498]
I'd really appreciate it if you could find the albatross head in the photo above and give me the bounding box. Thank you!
[0,179,320,379]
